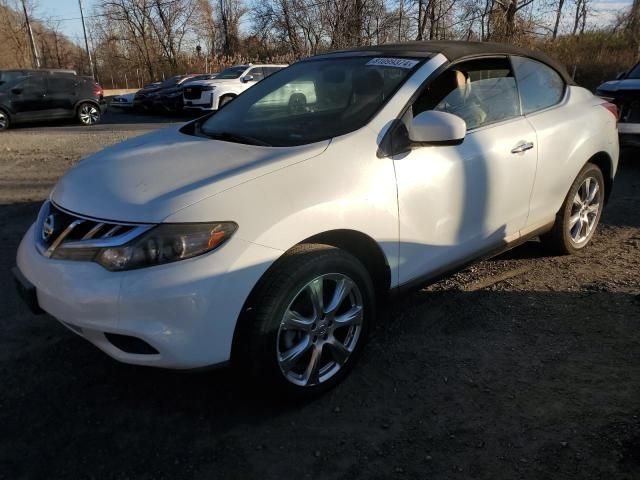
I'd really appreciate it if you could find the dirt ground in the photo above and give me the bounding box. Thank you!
[1,113,639,479]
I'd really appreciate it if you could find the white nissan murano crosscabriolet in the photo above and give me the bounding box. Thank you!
[14,41,619,395]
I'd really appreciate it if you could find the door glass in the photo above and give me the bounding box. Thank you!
[48,77,77,93]
[512,56,565,114]
[247,68,265,82]
[263,67,282,77]
[16,76,45,93]
[413,57,520,130]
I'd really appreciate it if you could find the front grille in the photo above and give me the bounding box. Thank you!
[35,201,151,259]
[184,86,205,100]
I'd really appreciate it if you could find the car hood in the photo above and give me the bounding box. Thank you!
[51,126,330,223]
[185,79,239,87]
[597,79,640,92]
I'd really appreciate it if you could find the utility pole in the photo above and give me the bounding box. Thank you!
[21,0,40,68]
[78,0,95,78]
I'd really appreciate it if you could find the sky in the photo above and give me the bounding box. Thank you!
[40,0,632,47]
[39,0,99,46]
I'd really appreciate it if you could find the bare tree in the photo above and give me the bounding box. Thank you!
[219,0,245,55]
[572,0,588,35]
[552,0,565,39]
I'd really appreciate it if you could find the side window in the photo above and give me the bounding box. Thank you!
[16,75,45,93]
[413,57,520,130]
[48,76,77,93]
[512,56,565,114]
[263,67,281,77]
[247,67,264,82]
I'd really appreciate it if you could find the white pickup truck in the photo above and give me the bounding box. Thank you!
[182,64,288,111]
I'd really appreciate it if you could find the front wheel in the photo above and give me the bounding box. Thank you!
[0,109,10,131]
[235,244,375,396]
[541,162,605,254]
[77,102,101,126]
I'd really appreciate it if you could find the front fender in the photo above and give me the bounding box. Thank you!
[163,128,401,286]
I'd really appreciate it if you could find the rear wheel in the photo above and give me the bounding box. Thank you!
[77,102,101,126]
[0,109,10,131]
[541,162,605,254]
[235,244,375,396]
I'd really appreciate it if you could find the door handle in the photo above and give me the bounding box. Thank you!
[511,141,534,154]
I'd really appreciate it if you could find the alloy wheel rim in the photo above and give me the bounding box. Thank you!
[79,105,99,124]
[0,112,6,129]
[568,176,601,245]
[276,273,363,387]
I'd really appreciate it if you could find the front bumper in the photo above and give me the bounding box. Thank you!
[183,91,216,111]
[16,223,280,369]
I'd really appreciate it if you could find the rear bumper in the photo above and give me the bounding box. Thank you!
[620,132,640,148]
[618,123,640,134]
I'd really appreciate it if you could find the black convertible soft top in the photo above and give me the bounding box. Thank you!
[313,40,575,85]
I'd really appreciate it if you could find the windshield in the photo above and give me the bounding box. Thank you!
[196,56,420,147]
[188,74,217,83]
[627,63,640,79]
[216,66,249,79]
[159,76,185,88]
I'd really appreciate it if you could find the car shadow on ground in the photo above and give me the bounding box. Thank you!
[0,148,638,479]
[6,108,199,130]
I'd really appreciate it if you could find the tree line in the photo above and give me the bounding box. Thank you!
[1,0,639,89]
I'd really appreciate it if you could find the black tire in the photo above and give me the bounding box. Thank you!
[0,108,10,131]
[77,102,101,126]
[234,244,375,397]
[218,94,235,109]
[540,162,605,255]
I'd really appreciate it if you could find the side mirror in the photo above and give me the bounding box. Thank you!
[615,72,625,80]
[241,75,254,83]
[11,87,23,95]
[410,110,466,145]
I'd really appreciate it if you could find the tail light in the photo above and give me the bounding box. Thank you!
[600,100,619,123]
[93,83,104,97]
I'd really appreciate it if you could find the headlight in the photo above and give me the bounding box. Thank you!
[52,223,237,271]
[96,223,237,271]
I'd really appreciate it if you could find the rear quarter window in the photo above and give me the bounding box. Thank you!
[512,56,565,114]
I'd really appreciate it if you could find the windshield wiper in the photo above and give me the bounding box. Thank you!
[203,131,272,147]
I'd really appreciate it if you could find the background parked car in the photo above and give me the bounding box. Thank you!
[597,62,640,148]
[183,64,287,112]
[133,75,195,111]
[0,69,106,131]
[152,74,219,113]
[110,93,134,109]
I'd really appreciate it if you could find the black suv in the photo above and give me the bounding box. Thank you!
[0,69,106,131]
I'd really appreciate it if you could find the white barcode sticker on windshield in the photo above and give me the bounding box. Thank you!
[366,58,419,69]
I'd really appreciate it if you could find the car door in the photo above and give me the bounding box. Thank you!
[393,57,538,285]
[46,75,78,117]
[10,75,51,120]
[510,56,574,228]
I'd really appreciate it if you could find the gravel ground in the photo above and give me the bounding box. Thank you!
[1,113,639,479]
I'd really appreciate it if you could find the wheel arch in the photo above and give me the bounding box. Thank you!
[230,229,391,363]
[300,229,391,300]
[586,151,614,204]
[74,99,101,113]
